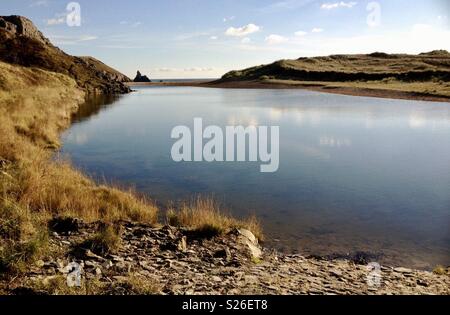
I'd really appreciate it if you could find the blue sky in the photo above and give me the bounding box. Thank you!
[1,0,449,78]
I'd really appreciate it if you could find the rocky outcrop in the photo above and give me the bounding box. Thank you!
[133,70,151,82]
[80,57,131,83]
[4,220,449,295]
[0,15,51,45]
[0,15,130,94]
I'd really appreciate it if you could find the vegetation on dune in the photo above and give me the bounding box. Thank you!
[263,78,450,98]
[219,51,450,98]
[222,51,450,81]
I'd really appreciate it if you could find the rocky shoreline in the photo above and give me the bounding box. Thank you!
[6,220,449,295]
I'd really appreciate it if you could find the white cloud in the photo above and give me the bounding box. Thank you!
[184,67,215,72]
[45,11,70,26]
[237,24,450,56]
[321,1,357,10]
[78,35,98,42]
[319,136,352,148]
[210,36,218,40]
[49,35,98,45]
[154,67,216,72]
[265,34,289,45]
[225,24,261,37]
[119,21,142,28]
[155,67,178,72]
[46,17,65,26]
[223,16,236,22]
[241,37,251,44]
[97,44,145,49]
[30,0,48,7]
[311,28,324,33]
[259,0,317,13]
[175,30,215,41]
[295,30,307,36]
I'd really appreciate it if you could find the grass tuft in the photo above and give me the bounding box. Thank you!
[433,265,448,276]
[167,197,263,241]
[80,224,122,256]
[0,231,48,274]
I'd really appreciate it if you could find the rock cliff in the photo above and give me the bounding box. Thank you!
[0,15,130,94]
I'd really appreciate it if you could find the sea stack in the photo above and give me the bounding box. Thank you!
[133,70,151,82]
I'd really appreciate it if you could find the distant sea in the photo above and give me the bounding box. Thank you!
[154,78,217,82]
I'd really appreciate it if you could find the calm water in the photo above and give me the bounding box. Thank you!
[61,87,450,269]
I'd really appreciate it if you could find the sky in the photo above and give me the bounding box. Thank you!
[1,0,449,78]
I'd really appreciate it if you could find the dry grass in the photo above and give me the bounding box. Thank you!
[0,61,157,273]
[264,78,450,98]
[221,52,450,98]
[22,275,104,295]
[433,265,448,276]
[24,273,160,295]
[107,274,161,295]
[223,52,450,78]
[167,197,263,241]
[282,52,450,73]
[80,224,122,256]
[0,62,158,222]
[0,61,262,276]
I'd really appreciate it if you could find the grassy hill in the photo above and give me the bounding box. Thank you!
[218,52,450,99]
[0,61,157,277]
[221,51,450,82]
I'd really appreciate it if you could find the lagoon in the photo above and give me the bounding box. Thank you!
[61,86,450,269]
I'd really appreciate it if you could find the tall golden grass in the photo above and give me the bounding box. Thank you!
[0,62,157,272]
[167,197,263,241]
[0,61,262,274]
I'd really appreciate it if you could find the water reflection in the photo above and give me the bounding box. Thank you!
[72,94,122,123]
[61,87,450,269]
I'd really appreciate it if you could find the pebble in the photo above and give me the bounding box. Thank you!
[15,220,449,296]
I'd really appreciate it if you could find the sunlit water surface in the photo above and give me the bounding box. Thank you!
[61,87,450,269]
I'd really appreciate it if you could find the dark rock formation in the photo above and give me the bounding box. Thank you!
[133,70,151,82]
[80,56,131,83]
[0,15,50,45]
[0,15,131,94]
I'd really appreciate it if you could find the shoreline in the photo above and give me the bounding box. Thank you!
[1,63,448,294]
[1,15,449,295]
[7,220,450,295]
[127,80,450,103]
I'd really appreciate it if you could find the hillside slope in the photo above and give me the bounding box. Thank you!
[79,56,131,83]
[0,15,130,93]
[221,52,450,82]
